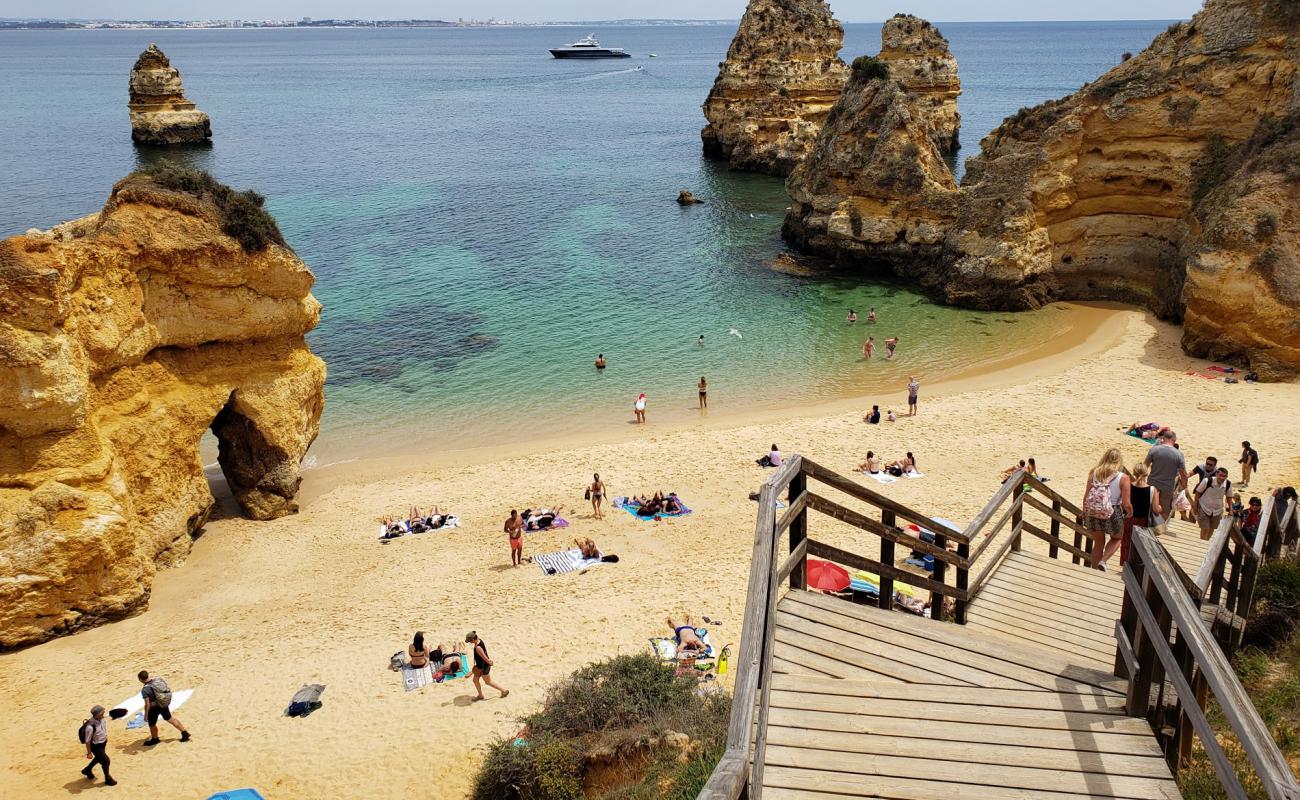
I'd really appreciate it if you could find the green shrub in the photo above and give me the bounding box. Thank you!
[1255,210,1278,240]
[142,164,286,252]
[533,654,695,738]
[472,735,537,800]
[851,55,890,83]
[1257,558,1300,617]
[533,739,584,800]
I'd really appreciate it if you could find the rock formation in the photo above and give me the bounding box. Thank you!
[784,0,1300,376]
[676,190,704,205]
[783,16,962,281]
[0,169,325,648]
[700,0,848,176]
[128,43,212,145]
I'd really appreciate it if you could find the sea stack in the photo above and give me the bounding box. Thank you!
[701,0,849,176]
[783,16,962,280]
[0,169,325,648]
[128,43,212,145]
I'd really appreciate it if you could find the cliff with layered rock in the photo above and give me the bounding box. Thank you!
[0,169,324,648]
[783,16,962,284]
[700,0,848,176]
[784,0,1300,376]
[128,43,212,145]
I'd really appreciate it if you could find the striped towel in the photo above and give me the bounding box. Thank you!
[534,548,603,575]
[401,653,470,692]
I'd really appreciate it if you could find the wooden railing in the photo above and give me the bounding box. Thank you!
[1115,527,1300,798]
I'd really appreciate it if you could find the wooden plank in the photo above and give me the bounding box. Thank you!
[761,744,1180,798]
[1193,515,1233,592]
[777,538,808,584]
[963,606,1116,659]
[963,470,1024,540]
[997,556,1125,599]
[771,655,828,678]
[806,492,964,566]
[763,707,1163,755]
[767,673,1125,710]
[966,499,1017,563]
[762,766,1133,800]
[773,617,979,686]
[775,604,1038,689]
[964,615,1115,667]
[1024,493,1090,536]
[970,591,1119,643]
[787,591,1127,693]
[775,489,810,536]
[807,539,966,600]
[975,581,1123,630]
[773,629,909,684]
[765,725,1175,778]
[801,457,971,543]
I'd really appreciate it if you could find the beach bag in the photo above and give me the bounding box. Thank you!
[1083,477,1113,519]
[584,487,591,500]
[147,677,173,708]
[1174,492,1191,513]
[286,684,326,718]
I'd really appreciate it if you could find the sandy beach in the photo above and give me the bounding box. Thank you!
[2,308,1298,799]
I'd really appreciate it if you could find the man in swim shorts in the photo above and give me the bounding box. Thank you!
[907,376,919,416]
[666,616,707,653]
[505,510,524,566]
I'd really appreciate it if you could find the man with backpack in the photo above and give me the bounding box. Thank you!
[137,670,191,746]
[79,704,116,785]
[1193,467,1233,540]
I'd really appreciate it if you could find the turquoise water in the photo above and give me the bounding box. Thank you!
[0,22,1175,458]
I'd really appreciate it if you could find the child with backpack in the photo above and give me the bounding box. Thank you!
[1082,448,1132,571]
[137,670,191,746]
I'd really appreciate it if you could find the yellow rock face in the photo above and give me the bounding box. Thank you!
[0,173,325,647]
[701,0,848,176]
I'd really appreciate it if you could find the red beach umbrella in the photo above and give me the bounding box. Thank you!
[805,559,851,592]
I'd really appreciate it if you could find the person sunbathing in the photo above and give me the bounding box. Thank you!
[429,644,463,679]
[858,451,882,474]
[381,516,406,539]
[574,537,599,559]
[885,453,916,477]
[663,493,684,514]
[1125,422,1164,439]
[666,616,707,653]
[1000,460,1027,483]
[636,494,663,516]
[524,505,564,530]
[424,505,445,529]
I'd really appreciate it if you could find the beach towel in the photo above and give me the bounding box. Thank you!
[401,653,471,692]
[866,472,897,484]
[616,498,692,520]
[208,791,266,800]
[525,517,569,532]
[377,515,461,540]
[534,548,604,575]
[114,688,194,729]
[904,470,925,479]
[650,630,715,660]
[853,569,921,599]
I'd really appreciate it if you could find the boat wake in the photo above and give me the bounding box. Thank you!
[571,67,645,82]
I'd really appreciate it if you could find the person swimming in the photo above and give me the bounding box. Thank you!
[594,353,606,369]
[847,309,858,324]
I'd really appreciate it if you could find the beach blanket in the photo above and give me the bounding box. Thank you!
[534,548,604,575]
[113,688,194,729]
[1126,429,1158,442]
[865,472,896,484]
[851,570,921,599]
[376,516,460,540]
[616,497,692,520]
[401,653,471,692]
[650,630,715,661]
[904,470,925,479]
[525,517,569,532]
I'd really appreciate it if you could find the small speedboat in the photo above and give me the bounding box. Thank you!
[549,34,631,59]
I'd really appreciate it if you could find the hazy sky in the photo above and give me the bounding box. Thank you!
[10,1,1204,23]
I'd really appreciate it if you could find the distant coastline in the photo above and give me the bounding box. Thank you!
[0,18,740,30]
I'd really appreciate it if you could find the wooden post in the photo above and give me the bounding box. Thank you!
[1010,484,1024,553]
[1072,515,1085,567]
[1049,498,1061,560]
[1208,543,1228,605]
[931,532,948,621]
[788,471,808,591]
[1224,535,1243,613]
[954,540,970,624]
[1114,559,1140,679]
[1125,551,1161,717]
[879,509,895,611]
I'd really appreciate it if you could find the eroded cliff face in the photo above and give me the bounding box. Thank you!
[0,172,324,647]
[783,16,962,285]
[129,43,212,145]
[700,0,848,176]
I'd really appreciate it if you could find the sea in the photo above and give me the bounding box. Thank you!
[0,20,1176,462]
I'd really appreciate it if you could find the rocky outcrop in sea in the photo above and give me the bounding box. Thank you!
[700,0,848,176]
[128,43,212,145]
[785,0,1300,378]
[0,169,325,647]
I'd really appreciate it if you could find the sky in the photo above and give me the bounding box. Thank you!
[6,1,1205,23]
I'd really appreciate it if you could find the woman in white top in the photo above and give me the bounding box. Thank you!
[1082,448,1132,570]
[633,393,647,424]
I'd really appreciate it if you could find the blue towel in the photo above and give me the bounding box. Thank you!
[617,498,692,520]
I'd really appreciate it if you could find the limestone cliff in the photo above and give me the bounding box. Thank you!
[782,16,962,286]
[700,0,848,176]
[784,0,1300,375]
[0,169,324,648]
[128,43,212,146]
[878,14,961,154]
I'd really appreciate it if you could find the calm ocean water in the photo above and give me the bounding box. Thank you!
[0,21,1174,459]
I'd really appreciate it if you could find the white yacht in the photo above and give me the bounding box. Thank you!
[549,34,631,59]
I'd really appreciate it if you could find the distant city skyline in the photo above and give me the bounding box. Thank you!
[5,1,1204,24]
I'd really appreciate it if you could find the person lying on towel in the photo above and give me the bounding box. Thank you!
[429,645,463,680]
[666,615,708,653]
[523,505,564,530]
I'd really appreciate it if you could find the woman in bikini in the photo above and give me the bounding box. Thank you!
[589,473,606,519]
[408,631,431,669]
[698,377,708,409]
[858,451,882,474]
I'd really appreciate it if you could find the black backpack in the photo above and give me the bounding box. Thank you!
[78,719,91,744]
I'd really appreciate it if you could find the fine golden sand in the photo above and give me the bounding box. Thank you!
[2,309,1297,799]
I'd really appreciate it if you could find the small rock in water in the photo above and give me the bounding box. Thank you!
[676,190,704,205]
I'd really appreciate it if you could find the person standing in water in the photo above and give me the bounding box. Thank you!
[885,336,899,359]
[847,309,858,324]
[594,354,606,370]
[907,376,919,417]
[867,308,877,324]
[697,334,705,347]
[863,337,874,360]
[697,377,708,409]
[588,473,606,520]
[633,393,647,423]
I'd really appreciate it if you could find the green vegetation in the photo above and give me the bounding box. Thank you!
[851,55,890,83]
[471,654,730,800]
[1255,211,1279,241]
[1179,556,1300,799]
[141,164,287,253]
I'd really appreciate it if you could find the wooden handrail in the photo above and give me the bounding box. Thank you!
[805,492,966,567]
[807,539,969,601]
[801,457,972,544]
[1123,529,1300,799]
[962,470,1024,539]
[1195,515,1235,593]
